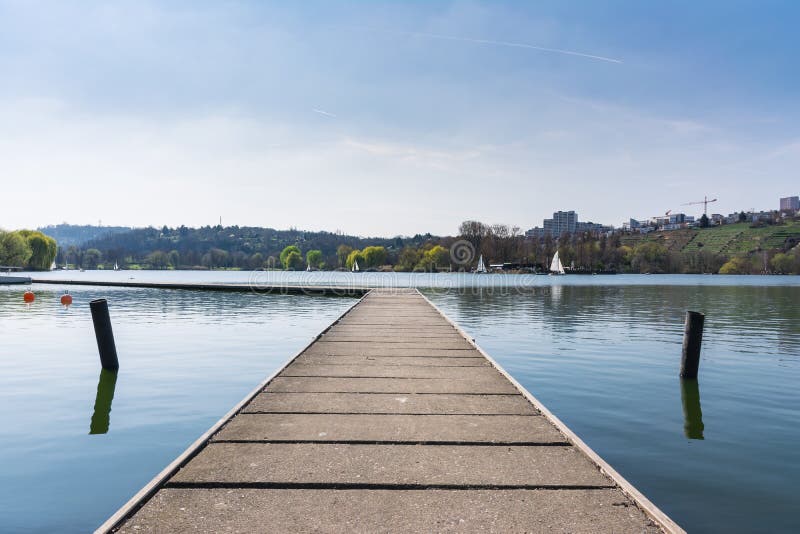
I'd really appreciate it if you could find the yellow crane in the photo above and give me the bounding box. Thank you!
[682,196,717,216]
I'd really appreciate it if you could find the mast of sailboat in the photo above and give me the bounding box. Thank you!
[550,250,565,275]
[476,254,487,273]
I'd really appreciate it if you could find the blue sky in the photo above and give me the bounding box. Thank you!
[1,1,798,236]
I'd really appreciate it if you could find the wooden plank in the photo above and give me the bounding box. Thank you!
[116,489,661,533]
[170,443,611,486]
[243,392,537,415]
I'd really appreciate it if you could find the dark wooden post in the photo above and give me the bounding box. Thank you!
[90,299,119,371]
[680,311,704,379]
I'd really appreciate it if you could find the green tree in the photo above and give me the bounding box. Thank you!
[719,255,756,274]
[202,248,229,269]
[83,248,103,269]
[0,230,32,267]
[699,214,710,228]
[394,246,421,272]
[285,250,304,270]
[147,250,169,269]
[416,245,450,272]
[306,249,323,269]
[738,211,748,223]
[168,250,180,269]
[629,242,668,273]
[770,252,797,274]
[345,249,365,270]
[249,252,264,269]
[361,246,387,268]
[280,245,302,269]
[336,245,353,268]
[17,230,57,270]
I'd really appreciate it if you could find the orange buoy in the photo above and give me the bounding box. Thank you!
[23,290,35,303]
[60,293,73,306]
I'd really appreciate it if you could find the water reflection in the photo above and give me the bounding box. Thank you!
[680,379,704,440]
[89,369,118,435]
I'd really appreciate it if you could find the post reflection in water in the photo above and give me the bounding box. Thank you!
[680,379,704,440]
[90,368,118,435]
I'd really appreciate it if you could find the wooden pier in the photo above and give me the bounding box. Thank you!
[100,289,682,533]
[32,278,369,296]
[0,275,31,285]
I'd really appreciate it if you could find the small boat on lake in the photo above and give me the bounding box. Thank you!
[549,251,565,275]
[352,260,360,272]
[474,254,487,273]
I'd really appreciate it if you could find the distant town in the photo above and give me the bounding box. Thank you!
[527,195,800,237]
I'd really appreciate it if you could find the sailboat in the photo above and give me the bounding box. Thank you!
[113,261,119,271]
[351,259,360,273]
[306,262,312,272]
[549,251,565,275]
[474,254,487,273]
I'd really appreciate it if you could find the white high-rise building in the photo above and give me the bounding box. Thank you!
[780,196,799,212]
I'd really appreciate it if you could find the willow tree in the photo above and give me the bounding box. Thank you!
[306,249,323,269]
[0,230,32,267]
[15,230,57,270]
[280,245,302,269]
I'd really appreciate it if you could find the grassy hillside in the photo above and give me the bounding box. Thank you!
[622,221,800,255]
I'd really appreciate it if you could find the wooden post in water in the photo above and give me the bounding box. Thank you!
[680,311,704,379]
[90,298,119,371]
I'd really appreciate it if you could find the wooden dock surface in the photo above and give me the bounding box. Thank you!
[102,289,681,533]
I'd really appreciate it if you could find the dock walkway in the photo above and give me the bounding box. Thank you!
[102,289,681,533]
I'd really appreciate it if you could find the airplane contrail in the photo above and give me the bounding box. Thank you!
[355,27,622,64]
[312,108,337,118]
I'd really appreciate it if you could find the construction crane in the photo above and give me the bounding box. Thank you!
[682,196,717,216]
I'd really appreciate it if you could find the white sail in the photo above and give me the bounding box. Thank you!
[306,263,311,272]
[352,259,360,272]
[114,262,119,271]
[550,251,565,274]
[475,254,487,273]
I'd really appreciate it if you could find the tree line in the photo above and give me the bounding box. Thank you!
[35,220,800,274]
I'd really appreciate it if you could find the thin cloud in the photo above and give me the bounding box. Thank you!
[353,27,622,64]
[312,108,337,118]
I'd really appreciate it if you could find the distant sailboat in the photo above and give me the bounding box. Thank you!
[549,251,565,275]
[306,262,312,272]
[50,260,56,271]
[352,259,360,272]
[475,254,487,273]
[113,262,119,271]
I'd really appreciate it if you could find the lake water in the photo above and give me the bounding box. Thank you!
[2,272,799,532]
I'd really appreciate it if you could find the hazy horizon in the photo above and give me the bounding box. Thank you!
[2,1,798,235]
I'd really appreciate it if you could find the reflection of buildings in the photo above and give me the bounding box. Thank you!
[527,211,612,238]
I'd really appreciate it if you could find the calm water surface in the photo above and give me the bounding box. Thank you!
[0,284,354,532]
[425,283,800,533]
[2,273,799,532]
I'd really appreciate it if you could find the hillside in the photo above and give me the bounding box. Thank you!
[75,225,436,269]
[621,221,800,255]
[39,224,132,248]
